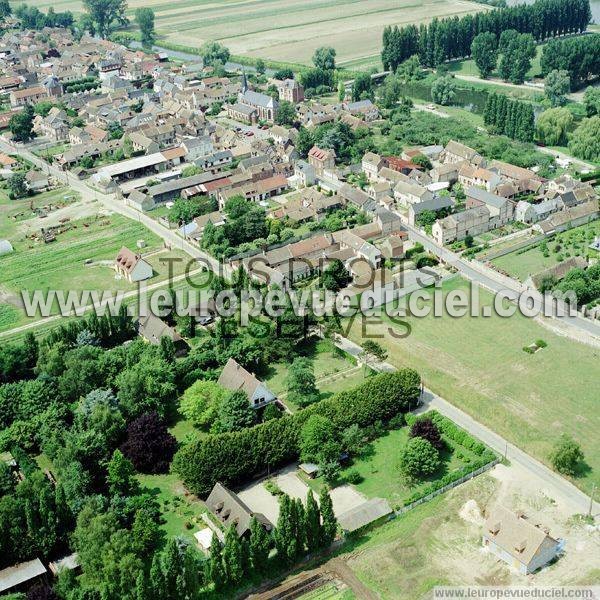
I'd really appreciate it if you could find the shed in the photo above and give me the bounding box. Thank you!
[337,498,393,534]
[299,463,319,478]
[0,558,47,593]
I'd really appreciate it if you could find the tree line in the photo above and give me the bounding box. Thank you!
[381,0,591,70]
[483,93,535,142]
[173,370,421,497]
[541,34,600,90]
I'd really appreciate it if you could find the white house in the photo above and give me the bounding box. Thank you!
[217,358,276,408]
[114,247,153,283]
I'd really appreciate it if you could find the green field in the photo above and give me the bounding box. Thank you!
[346,276,600,494]
[300,423,484,509]
[0,207,196,332]
[37,0,487,68]
[490,220,600,281]
[264,338,367,410]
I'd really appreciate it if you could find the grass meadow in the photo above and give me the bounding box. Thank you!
[345,276,600,494]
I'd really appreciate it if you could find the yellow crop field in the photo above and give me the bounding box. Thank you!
[38,0,487,68]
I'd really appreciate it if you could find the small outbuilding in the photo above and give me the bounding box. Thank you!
[337,498,393,534]
[0,558,47,594]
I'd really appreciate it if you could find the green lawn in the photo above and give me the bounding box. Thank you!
[263,338,366,410]
[346,276,600,494]
[0,211,196,330]
[491,219,600,280]
[137,472,207,546]
[299,421,482,509]
[338,427,479,509]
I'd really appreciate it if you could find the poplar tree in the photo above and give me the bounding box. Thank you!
[319,488,337,548]
[249,517,271,573]
[305,491,321,553]
[222,524,244,586]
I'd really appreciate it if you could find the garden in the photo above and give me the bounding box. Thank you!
[491,219,600,281]
[298,411,496,511]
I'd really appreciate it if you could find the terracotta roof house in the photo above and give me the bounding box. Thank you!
[205,482,273,536]
[217,358,276,408]
[483,506,561,574]
[114,246,153,283]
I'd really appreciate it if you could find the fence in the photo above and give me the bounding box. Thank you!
[394,457,501,516]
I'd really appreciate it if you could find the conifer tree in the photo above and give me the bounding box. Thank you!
[249,517,271,573]
[275,494,298,566]
[319,488,337,548]
[222,524,244,586]
[208,537,226,590]
[305,491,321,553]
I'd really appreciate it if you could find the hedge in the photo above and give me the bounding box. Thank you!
[403,410,497,505]
[172,369,421,497]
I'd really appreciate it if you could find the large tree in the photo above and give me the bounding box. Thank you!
[286,357,319,407]
[8,105,34,142]
[536,107,573,146]
[312,46,336,71]
[200,41,230,67]
[275,100,296,126]
[545,69,570,107]
[120,411,177,474]
[398,437,440,480]
[135,8,155,48]
[318,488,337,547]
[179,380,226,428]
[549,434,584,476]
[471,32,498,79]
[82,0,128,38]
[215,390,256,433]
[430,75,456,105]
[568,116,600,162]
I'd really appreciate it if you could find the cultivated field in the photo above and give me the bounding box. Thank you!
[345,276,600,493]
[38,0,487,68]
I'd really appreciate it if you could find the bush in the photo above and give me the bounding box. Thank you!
[523,346,535,354]
[173,370,421,496]
[344,469,363,484]
[535,339,547,348]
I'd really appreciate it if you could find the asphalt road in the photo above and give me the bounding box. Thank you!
[334,334,600,518]
[0,138,227,278]
[401,220,600,342]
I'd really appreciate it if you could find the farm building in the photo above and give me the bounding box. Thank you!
[0,558,47,594]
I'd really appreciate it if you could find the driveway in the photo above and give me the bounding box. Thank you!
[238,465,368,526]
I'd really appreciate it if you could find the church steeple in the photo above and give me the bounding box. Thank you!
[241,69,248,94]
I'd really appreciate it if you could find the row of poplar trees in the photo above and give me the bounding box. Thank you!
[382,0,591,71]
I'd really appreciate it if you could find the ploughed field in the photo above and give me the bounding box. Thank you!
[38,0,487,68]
